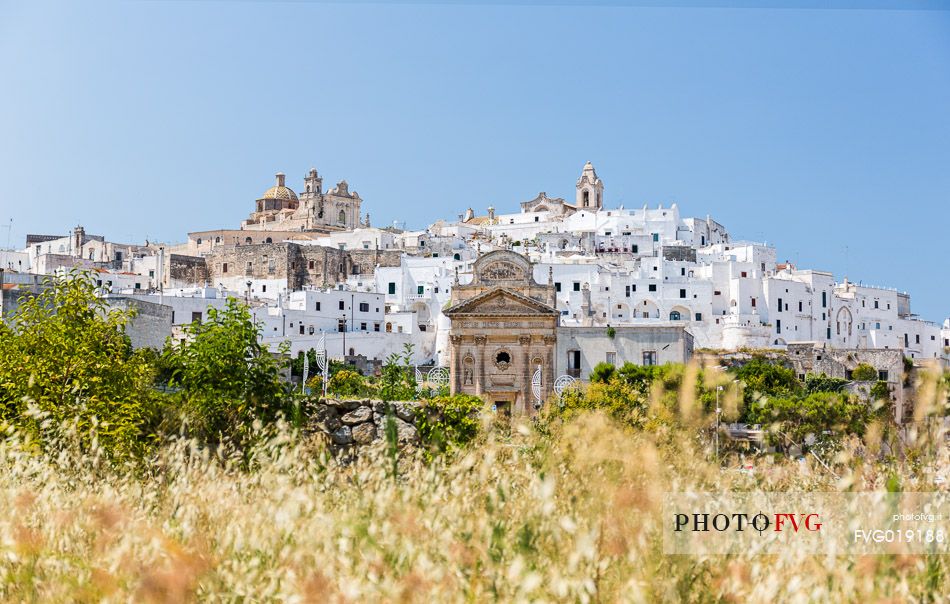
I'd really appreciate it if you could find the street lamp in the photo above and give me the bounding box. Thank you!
[715,385,723,461]
[342,312,347,358]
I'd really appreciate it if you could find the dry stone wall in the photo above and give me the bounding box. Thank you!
[305,398,427,455]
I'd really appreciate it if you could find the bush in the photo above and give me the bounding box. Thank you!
[804,373,848,394]
[159,297,290,443]
[0,271,156,460]
[414,394,484,460]
[851,363,878,382]
[870,380,891,401]
[329,369,373,397]
[589,361,616,383]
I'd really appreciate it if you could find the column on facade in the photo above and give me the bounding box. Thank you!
[474,335,487,396]
[544,335,557,402]
[520,335,532,413]
[450,335,462,395]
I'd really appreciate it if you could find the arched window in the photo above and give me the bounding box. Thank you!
[348,347,355,356]
[265,237,272,244]
[196,238,202,245]
[583,191,590,207]
[669,310,682,321]
[496,351,511,364]
[215,236,221,243]
[338,210,346,225]
[245,237,252,244]
[453,253,461,260]
[386,322,392,333]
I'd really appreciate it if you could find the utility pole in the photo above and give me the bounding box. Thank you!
[342,312,347,359]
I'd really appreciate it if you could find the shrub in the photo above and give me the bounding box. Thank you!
[851,363,878,382]
[804,373,849,394]
[329,369,373,397]
[414,394,484,460]
[160,297,290,443]
[0,271,156,460]
[589,361,616,383]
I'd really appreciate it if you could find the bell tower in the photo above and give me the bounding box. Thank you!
[575,161,604,209]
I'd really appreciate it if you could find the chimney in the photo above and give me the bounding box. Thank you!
[487,206,495,222]
[276,173,286,187]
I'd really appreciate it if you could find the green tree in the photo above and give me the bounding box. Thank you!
[589,361,616,384]
[746,391,882,452]
[379,343,417,401]
[851,363,878,381]
[0,271,155,460]
[804,373,849,394]
[329,369,373,397]
[159,298,290,442]
[414,394,484,461]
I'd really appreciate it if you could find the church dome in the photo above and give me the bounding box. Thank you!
[259,173,298,203]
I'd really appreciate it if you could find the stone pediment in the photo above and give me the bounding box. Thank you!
[444,287,558,317]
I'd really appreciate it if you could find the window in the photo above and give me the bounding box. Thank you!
[374,323,380,332]
[695,312,702,321]
[337,319,346,332]
[915,334,920,344]
[649,284,657,292]
[171,311,175,323]
[308,260,315,270]
[360,322,367,331]
[245,237,252,244]
[315,301,321,311]
[827,327,832,339]
[776,319,781,334]
[338,210,346,225]
[799,301,803,312]
[669,310,681,321]
[134,283,141,289]
[534,216,539,222]
[740,271,747,278]
[573,282,581,292]
[261,285,266,292]
[625,285,630,298]
[632,244,638,253]
[148,270,154,278]
[388,282,396,295]
[642,351,657,366]
[338,300,345,310]
[606,352,616,365]
[681,267,686,276]
[359,302,369,312]
[714,290,721,296]
[777,298,782,311]
[496,351,511,364]
[386,322,392,332]
[454,253,460,260]
[878,370,889,381]
[417,285,424,295]
[196,238,202,245]
[222,262,228,274]
[191,311,202,323]
[679,289,687,299]
[555,282,561,292]
[874,300,879,309]
[652,233,659,242]
[299,325,304,335]
[822,292,827,308]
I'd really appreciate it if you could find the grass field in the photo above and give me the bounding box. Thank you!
[1,370,948,603]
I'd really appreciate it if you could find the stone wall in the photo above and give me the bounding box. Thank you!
[108,297,173,349]
[305,399,422,456]
[207,243,402,290]
[167,254,210,288]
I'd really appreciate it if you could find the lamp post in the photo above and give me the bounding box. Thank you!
[342,312,347,359]
[716,385,723,461]
[245,280,252,304]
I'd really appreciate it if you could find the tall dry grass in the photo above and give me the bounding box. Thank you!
[0,366,948,603]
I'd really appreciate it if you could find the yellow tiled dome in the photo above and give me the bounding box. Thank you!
[260,185,298,203]
[259,172,298,203]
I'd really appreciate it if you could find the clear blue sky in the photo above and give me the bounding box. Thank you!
[0,1,947,321]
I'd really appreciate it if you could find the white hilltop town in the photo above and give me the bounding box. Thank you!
[2,161,948,416]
